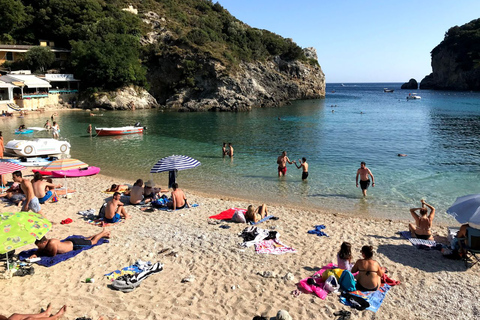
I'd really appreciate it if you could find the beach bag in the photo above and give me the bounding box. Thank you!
[339,270,356,292]
[152,196,168,208]
[231,210,247,223]
[51,192,59,203]
[98,203,107,219]
[321,268,343,281]
[324,275,340,293]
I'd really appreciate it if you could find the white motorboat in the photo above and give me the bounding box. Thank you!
[406,93,421,100]
[4,139,71,157]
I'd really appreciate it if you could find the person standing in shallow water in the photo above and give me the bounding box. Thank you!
[356,161,375,197]
[294,157,309,180]
[228,143,234,157]
[277,151,293,177]
[222,143,227,157]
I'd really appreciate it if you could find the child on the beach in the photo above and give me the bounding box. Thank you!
[337,242,354,271]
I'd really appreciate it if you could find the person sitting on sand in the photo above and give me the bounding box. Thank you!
[0,303,67,320]
[105,192,130,223]
[129,179,146,205]
[409,199,435,240]
[245,204,268,223]
[351,245,384,291]
[31,172,61,204]
[28,229,111,258]
[167,183,190,211]
[12,171,45,218]
[337,242,353,271]
[143,180,167,201]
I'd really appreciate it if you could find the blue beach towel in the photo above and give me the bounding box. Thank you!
[399,231,437,247]
[249,215,276,225]
[156,203,199,211]
[340,284,391,313]
[18,235,109,267]
[308,225,329,237]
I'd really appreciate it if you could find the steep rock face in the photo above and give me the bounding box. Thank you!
[82,86,159,110]
[147,48,325,112]
[420,47,480,90]
[401,78,418,90]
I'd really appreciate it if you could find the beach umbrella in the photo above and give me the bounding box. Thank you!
[447,194,480,225]
[0,212,52,270]
[40,158,88,172]
[0,162,25,190]
[150,155,201,188]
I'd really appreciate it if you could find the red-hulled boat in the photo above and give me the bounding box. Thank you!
[95,126,144,136]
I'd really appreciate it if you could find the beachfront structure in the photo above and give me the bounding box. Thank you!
[0,72,80,112]
[0,41,70,65]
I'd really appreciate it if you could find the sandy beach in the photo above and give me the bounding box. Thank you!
[1,170,479,320]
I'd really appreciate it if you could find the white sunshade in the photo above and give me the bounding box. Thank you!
[0,75,51,88]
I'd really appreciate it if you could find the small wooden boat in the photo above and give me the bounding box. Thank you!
[51,166,101,178]
[95,126,143,136]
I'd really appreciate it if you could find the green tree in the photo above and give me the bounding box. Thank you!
[0,0,27,41]
[24,46,55,72]
[71,34,146,90]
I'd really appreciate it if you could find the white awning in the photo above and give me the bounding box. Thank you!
[0,74,51,88]
[0,81,16,88]
[44,74,80,82]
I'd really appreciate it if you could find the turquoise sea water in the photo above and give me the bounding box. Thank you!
[3,82,480,222]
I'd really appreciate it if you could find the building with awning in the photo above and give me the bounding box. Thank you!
[0,80,17,103]
[0,74,51,98]
[43,74,80,93]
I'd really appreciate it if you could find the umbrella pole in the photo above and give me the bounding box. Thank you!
[6,251,9,271]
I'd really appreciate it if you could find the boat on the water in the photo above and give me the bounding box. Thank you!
[51,166,101,178]
[406,93,421,100]
[4,139,71,157]
[384,88,394,93]
[95,125,144,136]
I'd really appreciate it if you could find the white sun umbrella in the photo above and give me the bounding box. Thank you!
[447,194,480,225]
[150,155,201,187]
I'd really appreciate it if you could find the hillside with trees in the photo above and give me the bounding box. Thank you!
[0,0,325,110]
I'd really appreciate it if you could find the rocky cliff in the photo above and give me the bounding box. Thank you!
[420,18,480,91]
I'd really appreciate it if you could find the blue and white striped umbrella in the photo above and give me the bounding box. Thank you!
[150,155,201,173]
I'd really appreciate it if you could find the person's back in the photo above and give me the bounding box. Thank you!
[129,179,144,204]
[351,245,383,291]
[32,180,47,198]
[172,188,186,207]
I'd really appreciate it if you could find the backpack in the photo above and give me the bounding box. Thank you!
[99,203,107,219]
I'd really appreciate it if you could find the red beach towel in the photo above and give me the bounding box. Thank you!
[209,208,244,220]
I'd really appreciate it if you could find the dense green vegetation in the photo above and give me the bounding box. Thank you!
[432,18,480,71]
[0,0,308,92]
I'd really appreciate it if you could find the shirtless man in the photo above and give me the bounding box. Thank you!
[105,192,130,223]
[222,143,227,157]
[277,151,293,177]
[356,161,375,197]
[29,228,110,258]
[294,157,309,180]
[31,172,61,204]
[129,179,145,205]
[12,171,45,218]
[228,143,234,157]
[167,183,190,211]
[409,200,435,240]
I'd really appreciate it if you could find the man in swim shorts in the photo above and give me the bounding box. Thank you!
[32,172,61,204]
[105,192,130,223]
[29,228,111,258]
[277,151,293,177]
[294,157,309,180]
[355,161,375,197]
[12,171,46,219]
[167,183,190,211]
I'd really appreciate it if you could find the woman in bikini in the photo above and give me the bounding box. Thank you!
[351,245,384,291]
[409,199,435,240]
[245,204,268,223]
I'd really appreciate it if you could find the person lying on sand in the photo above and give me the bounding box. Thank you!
[105,192,130,223]
[0,303,67,320]
[409,199,435,240]
[245,204,268,223]
[167,183,190,211]
[29,229,110,258]
[351,245,384,291]
[0,190,25,206]
[105,184,129,193]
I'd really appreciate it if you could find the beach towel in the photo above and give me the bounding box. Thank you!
[340,283,392,313]
[85,218,124,227]
[297,263,336,300]
[254,239,296,254]
[399,231,437,247]
[249,215,277,225]
[18,235,109,267]
[55,188,76,196]
[105,264,143,280]
[308,225,329,237]
[209,207,244,220]
[155,203,199,211]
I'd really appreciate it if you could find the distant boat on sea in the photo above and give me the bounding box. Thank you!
[384,88,394,93]
[406,93,421,100]
[341,84,346,87]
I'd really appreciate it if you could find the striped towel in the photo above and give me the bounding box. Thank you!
[399,231,436,247]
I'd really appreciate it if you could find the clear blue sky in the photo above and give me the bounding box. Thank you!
[218,0,480,83]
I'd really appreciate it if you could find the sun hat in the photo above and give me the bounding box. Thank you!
[145,180,155,188]
[276,310,292,320]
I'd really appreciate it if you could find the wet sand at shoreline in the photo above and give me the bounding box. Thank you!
[1,170,478,320]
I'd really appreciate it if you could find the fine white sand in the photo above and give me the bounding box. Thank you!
[1,170,479,320]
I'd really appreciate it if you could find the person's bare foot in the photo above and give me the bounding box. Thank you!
[54,305,67,318]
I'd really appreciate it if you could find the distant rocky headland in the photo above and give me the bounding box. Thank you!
[420,18,480,91]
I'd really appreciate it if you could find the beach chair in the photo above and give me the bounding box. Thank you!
[458,227,480,269]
